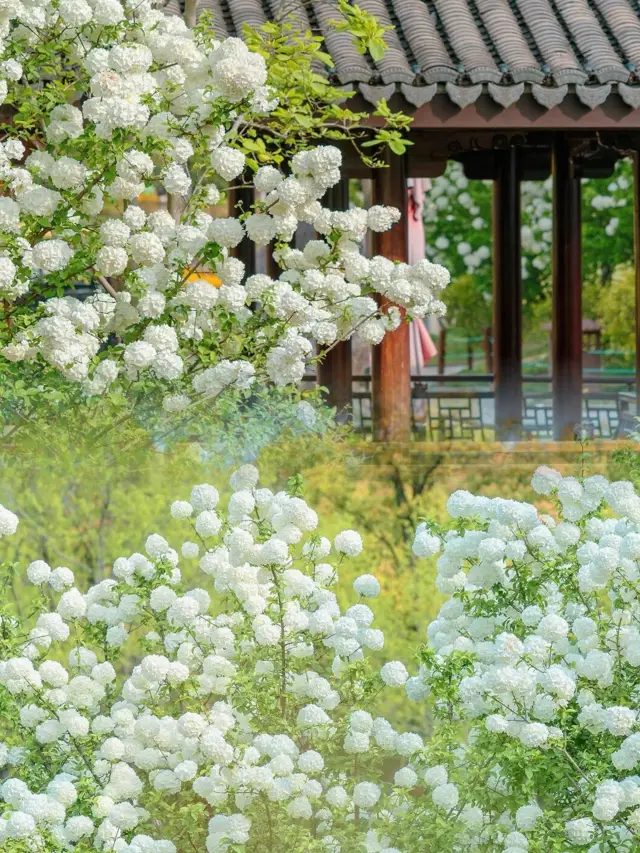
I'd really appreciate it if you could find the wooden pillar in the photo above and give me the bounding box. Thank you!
[493,147,523,440]
[634,153,640,416]
[552,135,583,441]
[483,326,493,373]
[266,244,280,280]
[371,152,411,442]
[317,338,353,422]
[317,178,352,422]
[229,185,256,279]
[438,328,446,375]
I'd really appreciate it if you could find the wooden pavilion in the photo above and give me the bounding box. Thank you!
[172,0,640,442]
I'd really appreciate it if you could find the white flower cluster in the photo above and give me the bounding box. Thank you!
[0,6,448,407]
[424,164,491,277]
[402,466,640,852]
[0,466,427,853]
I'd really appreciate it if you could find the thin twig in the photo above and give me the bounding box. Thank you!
[96,275,118,299]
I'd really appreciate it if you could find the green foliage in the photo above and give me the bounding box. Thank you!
[593,265,635,363]
[330,0,393,62]
[440,273,492,336]
[426,159,636,338]
[582,161,634,286]
[239,8,413,170]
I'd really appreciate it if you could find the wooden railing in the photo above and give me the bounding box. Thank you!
[305,372,638,441]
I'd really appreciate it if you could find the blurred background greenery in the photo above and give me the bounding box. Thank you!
[424,158,637,375]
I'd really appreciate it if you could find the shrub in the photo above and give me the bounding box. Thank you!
[0,465,422,853]
[396,466,640,852]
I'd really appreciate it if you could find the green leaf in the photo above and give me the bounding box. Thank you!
[367,38,387,61]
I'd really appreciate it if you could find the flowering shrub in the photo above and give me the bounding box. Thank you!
[9,460,640,851]
[396,466,640,852]
[0,465,428,853]
[0,1,447,416]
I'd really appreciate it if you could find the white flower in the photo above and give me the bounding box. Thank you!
[367,205,400,232]
[58,0,93,25]
[353,574,380,598]
[129,233,165,266]
[412,523,441,558]
[195,510,221,538]
[163,164,191,195]
[380,661,408,687]
[566,817,595,844]
[26,560,50,584]
[229,464,259,490]
[352,782,381,808]
[0,256,20,299]
[57,588,87,620]
[515,804,543,830]
[209,38,267,101]
[432,783,459,810]
[32,240,73,272]
[124,341,156,370]
[170,500,193,520]
[96,246,128,276]
[191,484,219,511]
[210,146,245,181]
[49,157,87,190]
[334,530,363,557]
[394,766,418,788]
[254,165,282,192]
[6,811,36,839]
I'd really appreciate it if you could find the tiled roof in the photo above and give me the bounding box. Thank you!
[165,0,640,111]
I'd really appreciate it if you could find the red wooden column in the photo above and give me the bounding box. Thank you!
[493,147,523,440]
[634,153,640,416]
[371,152,411,442]
[552,135,583,441]
[316,179,352,423]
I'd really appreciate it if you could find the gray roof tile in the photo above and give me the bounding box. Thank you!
[593,0,640,70]
[434,0,501,78]
[226,0,266,32]
[555,0,628,82]
[391,0,454,78]
[513,0,586,83]
[170,0,640,109]
[358,0,416,82]
[474,0,541,78]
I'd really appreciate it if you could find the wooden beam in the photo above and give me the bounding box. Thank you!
[552,135,583,441]
[357,92,640,132]
[635,153,640,417]
[371,152,411,442]
[493,147,523,440]
[317,179,352,423]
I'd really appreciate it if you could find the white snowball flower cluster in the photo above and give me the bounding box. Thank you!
[0,4,448,410]
[396,466,640,853]
[0,467,427,853]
